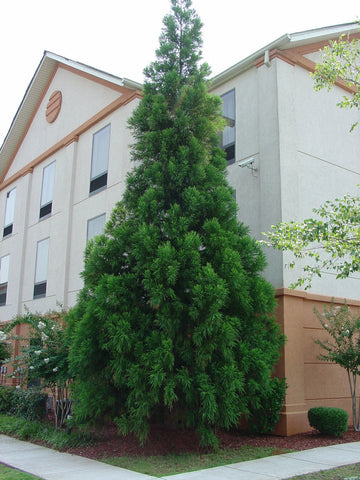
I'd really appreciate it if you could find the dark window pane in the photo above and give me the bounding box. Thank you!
[33,282,46,299]
[221,90,236,165]
[225,144,235,165]
[39,202,52,219]
[89,172,107,194]
[0,284,7,306]
[3,224,13,238]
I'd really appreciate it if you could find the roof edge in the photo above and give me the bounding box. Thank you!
[209,22,359,90]
[0,52,143,181]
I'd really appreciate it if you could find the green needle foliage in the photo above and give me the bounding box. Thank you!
[68,0,284,447]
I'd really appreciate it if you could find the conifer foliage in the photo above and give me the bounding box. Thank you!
[68,0,284,446]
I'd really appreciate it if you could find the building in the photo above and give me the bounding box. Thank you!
[0,23,359,435]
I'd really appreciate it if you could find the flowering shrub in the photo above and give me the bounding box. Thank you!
[2,309,71,429]
[314,301,360,431]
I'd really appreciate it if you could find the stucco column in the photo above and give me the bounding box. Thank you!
[274,290,308,435]
[62,136,79,309]
[17,170,33,315]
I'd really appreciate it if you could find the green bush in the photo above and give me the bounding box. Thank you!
[0,413,92,448]
[0,386,15,413]
[11,388,47,421]
[248,378,287,434]
[308,407,348,437]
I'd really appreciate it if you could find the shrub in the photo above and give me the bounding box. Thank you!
[0,386,15,413]
[11,388,47,421]
[2,309,72,429]
[308,407,348,437]
[0,413,92,448]
[248,377,287,434]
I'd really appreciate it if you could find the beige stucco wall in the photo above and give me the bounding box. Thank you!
[277,58,360,298]
[212,53,360,298]
[5,66,121,180]
[275,290,359,435]
[0,67,139,322]
[211,53,360,435]
[1,45,360,436]
[0,173,30,320]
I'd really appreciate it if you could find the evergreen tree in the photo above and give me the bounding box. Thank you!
[68,0,284,446]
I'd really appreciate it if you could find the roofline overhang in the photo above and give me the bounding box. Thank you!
[209,22,359,90]
[0,51,142,180]
[1,22,359,179]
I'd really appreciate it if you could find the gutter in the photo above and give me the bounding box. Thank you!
[209,34,290,90]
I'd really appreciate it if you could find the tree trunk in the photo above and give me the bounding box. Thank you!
[348,370,360,431]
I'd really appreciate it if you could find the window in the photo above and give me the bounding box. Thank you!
[221,90,235,165]
[89,124,110,194]
[0,255,9,306]
[40,161,56,219]
[87,213,106,241]
[34,238,49,299]
[3,188,16,237]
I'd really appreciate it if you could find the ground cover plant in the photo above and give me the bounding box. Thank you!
[68,0,284,448]
[0,414,91,449]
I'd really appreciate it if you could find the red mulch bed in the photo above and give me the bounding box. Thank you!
[66,423,360,460]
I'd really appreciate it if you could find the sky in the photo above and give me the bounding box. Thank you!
[1,0,359,145]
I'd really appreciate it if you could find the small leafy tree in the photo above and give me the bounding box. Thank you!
[68,0,284,447]
[262,192,360,290]
[314,302,360,431]
[312,27,360,131]
[2,309,71,429]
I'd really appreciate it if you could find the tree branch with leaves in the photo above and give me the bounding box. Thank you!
[2,309,72,429]
[262,192,360,289]
[312,27,360,131]
[315,302,360,431]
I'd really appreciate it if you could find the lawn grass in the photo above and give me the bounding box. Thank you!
[103,445,293,477]
[285,463,360,479]
[0,464,41,480]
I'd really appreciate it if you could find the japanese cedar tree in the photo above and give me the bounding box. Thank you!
[68,0,284,447]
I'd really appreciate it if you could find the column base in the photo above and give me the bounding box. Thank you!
[273,403,309,436]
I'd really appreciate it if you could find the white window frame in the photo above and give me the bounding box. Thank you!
[87,213,106,241]
[89,124,111,194]
[34,238,50,299]
[3,188,16,237]
[221,89,236,165]
[0,255,9,306]
[40,161,56,219]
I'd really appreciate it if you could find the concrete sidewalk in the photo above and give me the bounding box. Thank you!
[0,434,359,480]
